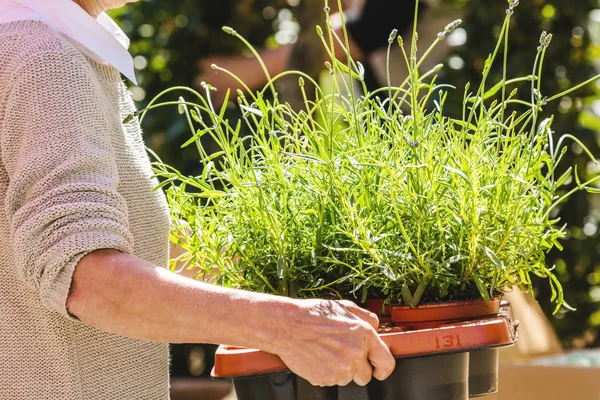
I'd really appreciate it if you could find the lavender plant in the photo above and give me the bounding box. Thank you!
[135,0,600,311]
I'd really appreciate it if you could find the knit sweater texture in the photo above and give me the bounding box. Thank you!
[0,21,171,399]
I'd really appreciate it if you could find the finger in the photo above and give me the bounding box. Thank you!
[352,360,373,387]
[340,301,380,331]
[337,363,355,387]
[367,335,396,381]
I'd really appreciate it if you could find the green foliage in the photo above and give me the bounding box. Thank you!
[441,0,600,348]
[116,0,600,345]
[138,0,600,310]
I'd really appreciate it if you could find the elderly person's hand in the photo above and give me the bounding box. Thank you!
[276,299,395,386]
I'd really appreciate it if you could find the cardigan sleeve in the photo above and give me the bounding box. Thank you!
[0,48,134,320]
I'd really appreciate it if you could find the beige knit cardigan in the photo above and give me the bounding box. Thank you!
[0,21,172,399]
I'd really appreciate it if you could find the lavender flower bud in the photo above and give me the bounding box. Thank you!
[539,31,553,49]
[222,26,236,35]
[437,19,462,40]
[316,25,323,37]
[445,19,462,34]
[123,114,134,124]
[389,29,399,44]
[506,0,519,15]
[178,97,186,114]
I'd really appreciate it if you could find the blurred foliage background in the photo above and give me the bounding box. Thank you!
[441,0,600,349]
[108,0,294,173]
[110,0,600,351]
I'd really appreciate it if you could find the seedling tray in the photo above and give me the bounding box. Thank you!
[212,304,518,400]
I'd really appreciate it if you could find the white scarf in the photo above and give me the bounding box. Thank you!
[0,0,137,84]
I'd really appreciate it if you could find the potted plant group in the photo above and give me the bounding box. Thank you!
[129,0,600,398]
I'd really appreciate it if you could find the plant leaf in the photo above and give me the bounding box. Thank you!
[472,275,491,302]
[555,167,572,188]
[444,166,472,186]
[240,104,264,117]
[484,247,505,270]
[401,285,413,305]
[277,255,285,279]
[361,285,368,303]
[181,128,213,148]
[410,283,426,307]
[379,263,397,281]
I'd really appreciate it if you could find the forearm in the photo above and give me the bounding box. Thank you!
[197,45,293,106]
[67,249,290,352]
[67,249,397,387]
[241,45,292,90]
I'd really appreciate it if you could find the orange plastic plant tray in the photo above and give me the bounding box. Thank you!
[212,315,517,379]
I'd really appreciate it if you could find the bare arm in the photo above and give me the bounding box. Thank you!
[197,45,293,106]
[68,249,281,346]
[67,249,396,386]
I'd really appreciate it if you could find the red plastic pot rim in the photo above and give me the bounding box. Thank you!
[364,299,391,316]
[390,298,501,325]
[212,315,516,379]
[365,297,501,315]
[212,346,289,378]
[389,297,501,310]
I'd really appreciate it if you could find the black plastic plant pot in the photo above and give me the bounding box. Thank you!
[233,372,338,400]
[468,349,500,398]
[231,372,292,400]
[229,352,469,400]
[231,373,365,400]
[368,352,470,400]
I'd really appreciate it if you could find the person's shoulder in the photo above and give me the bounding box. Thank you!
[0,21,88,76]
[1,21,67,57]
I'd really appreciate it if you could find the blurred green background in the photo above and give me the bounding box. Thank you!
[441,0,600,349]
[109,0,600,351]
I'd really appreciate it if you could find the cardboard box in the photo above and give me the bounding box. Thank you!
[170,378,234,400]
[488,362,600,400]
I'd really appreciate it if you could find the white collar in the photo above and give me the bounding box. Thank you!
[0,0,137,84]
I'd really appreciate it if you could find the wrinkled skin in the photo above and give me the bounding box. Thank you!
[275,299,396,386]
